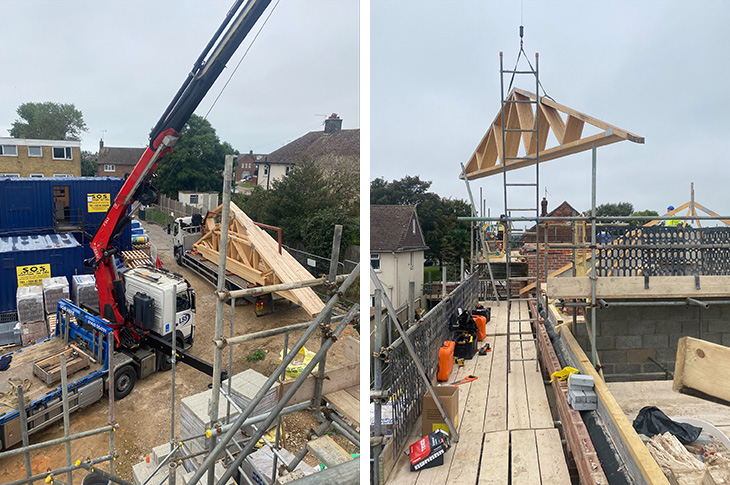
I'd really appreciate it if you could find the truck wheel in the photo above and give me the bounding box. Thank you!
[158,352,172,372]
[114,365,136,400]
[175,247,183,266]
[157,338,184,372]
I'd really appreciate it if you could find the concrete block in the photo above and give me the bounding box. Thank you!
[600,349,628,364]
[570,400,597,411]
[601,320,629,336]
[568,374,594,390]
[707,320,729,334]
[657,348,678,362]
[615,335,643,350]
[669,335,683,350]
[583,389,597,403]
[681,321,702,335]
[152,443,174,466]
[613,363,642,375]
[628,320,655,336]
[642,334,669,349]
[658,321,682,334]
[595,336,615,350]
[719,305,730,320]
[702,333,723,344]
[568,389,585,404]
[599,363,615,375]
[627,348,658,363]
[722,333,730,347]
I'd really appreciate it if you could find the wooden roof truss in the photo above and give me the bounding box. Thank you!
[192,203,325,317]
[463,88,644,180]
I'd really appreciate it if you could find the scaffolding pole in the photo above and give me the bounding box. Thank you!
[185,266,360,485]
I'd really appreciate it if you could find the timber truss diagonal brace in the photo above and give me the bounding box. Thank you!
[463,88,644,180]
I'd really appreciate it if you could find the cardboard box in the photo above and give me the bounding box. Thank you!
[422,386,458,436]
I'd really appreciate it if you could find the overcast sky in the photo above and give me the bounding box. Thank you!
[1,0,359,155]
[372,0,730,221]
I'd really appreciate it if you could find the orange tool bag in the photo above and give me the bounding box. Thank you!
[472,315,487,341]
[437,341,455,381]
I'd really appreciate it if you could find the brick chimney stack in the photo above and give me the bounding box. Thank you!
[99,138,104,151]
[541,197,548,217]
[324,113,342,134]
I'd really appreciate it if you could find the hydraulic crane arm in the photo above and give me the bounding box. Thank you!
[91,0,271,331]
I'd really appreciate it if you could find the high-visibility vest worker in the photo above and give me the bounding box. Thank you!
[667,205,680,226]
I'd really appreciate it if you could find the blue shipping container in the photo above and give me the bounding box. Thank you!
[0,177,132,261]
[0,234,84,313]
[0,177,126,234]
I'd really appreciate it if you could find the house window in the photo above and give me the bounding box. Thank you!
[285,166,291,175]
[52,147,73,160]
[263,166,269,175]
[371,253,381,270]
[410,252,414,267]
[28,146,42,157]
[53,173,72,177]
[104,164,115,172]
[30,173,43,178]
[189,194,199,205]
[1,173,20,177]
[0,145,18,156]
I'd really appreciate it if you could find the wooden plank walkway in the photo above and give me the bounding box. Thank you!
[386,300,570,485]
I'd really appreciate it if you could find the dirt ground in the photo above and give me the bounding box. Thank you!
[0,219,359,484]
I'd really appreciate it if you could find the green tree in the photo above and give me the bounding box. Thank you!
[81,151,97,176]
[594,202,634,223]
[370,177,471,266]
[370,175,431,205]
[629,209,660,227]
[10,102,87,140]
[233,159,359,257]
[154,115,235,197]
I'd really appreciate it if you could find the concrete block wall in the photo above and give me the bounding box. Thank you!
[573,302,730,379]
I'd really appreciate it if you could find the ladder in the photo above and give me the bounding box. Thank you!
[500,47,541,372]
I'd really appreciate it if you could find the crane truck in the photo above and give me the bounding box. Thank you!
[0,0,272,450]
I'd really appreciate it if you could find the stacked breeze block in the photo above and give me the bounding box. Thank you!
[16,286,44,324]
[42,276,70,315]
[223,369,279,433]
[20,320,49,346]
[71,275,98,311]
[567,373,597,411]
[0,321,21,346]
[241,446,318,485]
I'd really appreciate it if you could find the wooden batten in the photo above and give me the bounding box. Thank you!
[547,275,730,299]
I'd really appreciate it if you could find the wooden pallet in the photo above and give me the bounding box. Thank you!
[121,250,153,269]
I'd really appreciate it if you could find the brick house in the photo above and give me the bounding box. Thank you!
[370,205,428,308]
[0,137,81,177]
[96,139,145,178]
[236,150,262,182]
[520,200,580,282]
[257,114,359,189]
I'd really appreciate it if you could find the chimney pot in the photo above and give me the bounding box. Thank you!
[99,138,104,150]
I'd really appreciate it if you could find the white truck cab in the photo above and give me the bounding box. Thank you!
[122,266,195,348]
